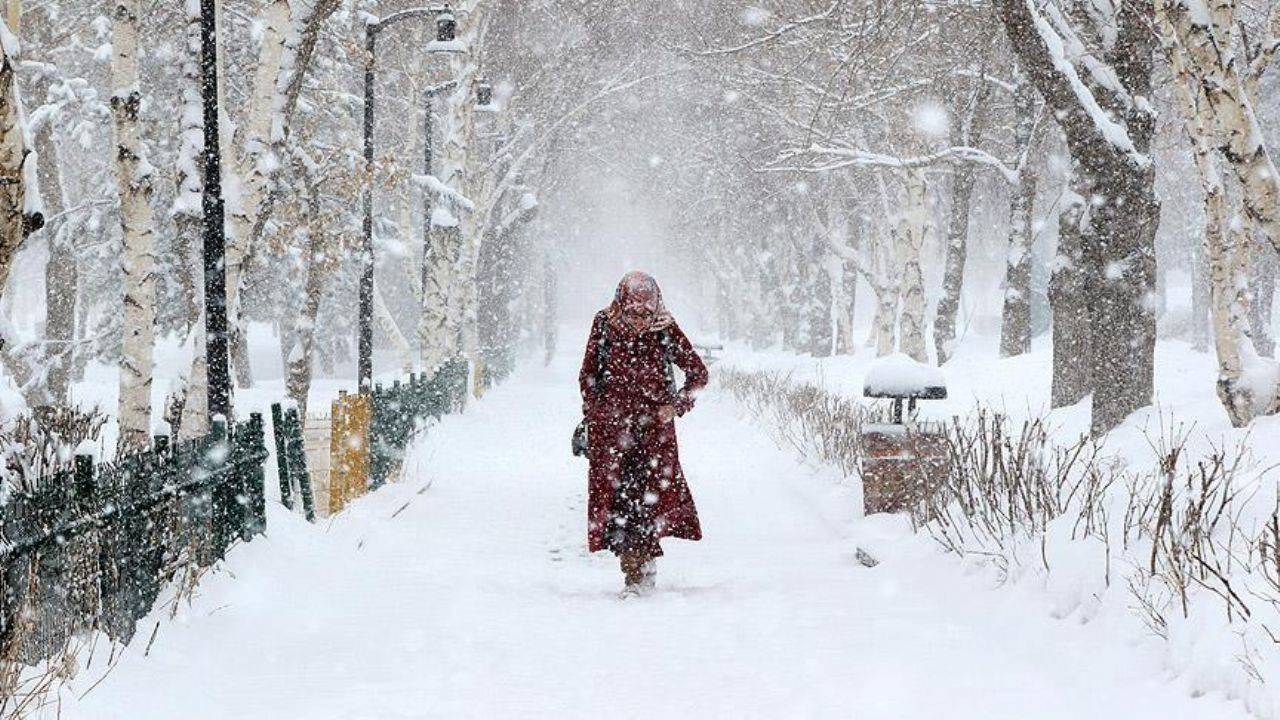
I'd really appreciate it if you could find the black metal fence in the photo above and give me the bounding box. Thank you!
[370,359,468,489]
[0,358,476,667]
[0,415,268,664]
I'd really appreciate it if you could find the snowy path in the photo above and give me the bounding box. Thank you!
[59,358,1251,719]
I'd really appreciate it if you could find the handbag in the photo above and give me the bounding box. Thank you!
[572,419,590,457]
[573,318,610,458]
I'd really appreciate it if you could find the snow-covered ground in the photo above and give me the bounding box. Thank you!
[51,349,1253,719]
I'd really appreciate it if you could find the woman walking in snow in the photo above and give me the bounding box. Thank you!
[579,271,709,596]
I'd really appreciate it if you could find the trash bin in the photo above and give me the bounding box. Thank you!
[860,354,949,515]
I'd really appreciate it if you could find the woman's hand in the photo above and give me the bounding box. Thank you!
[657,404,677,423]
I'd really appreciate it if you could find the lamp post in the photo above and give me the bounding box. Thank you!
[360,5,459,392]
[200,0,231,422]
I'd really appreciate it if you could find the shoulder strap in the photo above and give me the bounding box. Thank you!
[594,315,610,396]
[660,330,677,395]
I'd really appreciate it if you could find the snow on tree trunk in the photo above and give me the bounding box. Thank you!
[897,170,929,364]
[111,0,157,447]
[223,0,338,389]
[1049,190,1093,408]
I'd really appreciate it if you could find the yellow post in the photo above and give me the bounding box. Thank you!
[330,391,372,514]
[472,357,485,400]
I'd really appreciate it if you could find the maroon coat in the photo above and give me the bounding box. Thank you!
[579,311,709,553]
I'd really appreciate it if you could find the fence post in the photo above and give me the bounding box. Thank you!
[370,384,387,490]
[69,455,100,636]
[285,408,316,522]
[238,413,268,539]
[209,419,230,560]
[270,403,294,510]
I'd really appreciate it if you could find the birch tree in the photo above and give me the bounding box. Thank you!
[0,15,36,303]
[1161,0,1280,420]
[110,0,157,446]
[898,170,929,363]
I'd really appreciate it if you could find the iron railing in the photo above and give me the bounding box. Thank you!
[0,415,268,663]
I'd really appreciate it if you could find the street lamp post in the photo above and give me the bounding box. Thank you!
[360,5,458,393]
[200,0,231,422]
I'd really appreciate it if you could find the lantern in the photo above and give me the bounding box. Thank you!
[476,78,492,106]
[436,7,456,42]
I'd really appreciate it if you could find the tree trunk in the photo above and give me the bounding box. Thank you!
[1049,192,1093,408]
[1000,78,1040,358]
[934,166,974,364]
[0,29,34,302]
[542,252,556,365]
[999,166,1037,357]
[995,0,1159,435]
[172,0,204,421]
[869,223,898,357]
[1161,1,1263,424]
[111,0,158,447]
[34,94,75,405]
[178,323,208,439]
[421,0,488,378]
[898,171,929,363]
[809,244,834,357]
[1165,0,1280,260]
[286,218,327,420]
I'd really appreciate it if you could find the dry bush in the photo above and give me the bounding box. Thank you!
[0,405,107,495]
[720,367,865,477]
[916,409,1112,577]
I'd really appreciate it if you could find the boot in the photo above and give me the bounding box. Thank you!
[619,552,645,595]
[639,559,656,592]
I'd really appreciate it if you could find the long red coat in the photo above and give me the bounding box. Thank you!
[579,311,709,554]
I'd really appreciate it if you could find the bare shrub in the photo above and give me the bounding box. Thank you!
[0,405,107,494]
[720,367,865,477]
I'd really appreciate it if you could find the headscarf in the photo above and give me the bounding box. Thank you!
[605,271,675,337]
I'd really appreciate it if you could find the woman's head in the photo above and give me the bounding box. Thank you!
[609,271,671,334]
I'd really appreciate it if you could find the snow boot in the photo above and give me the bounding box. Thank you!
[619,552,646,593]
[639,559,657,592]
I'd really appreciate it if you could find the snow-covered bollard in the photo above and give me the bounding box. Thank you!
[860,354,949,515]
